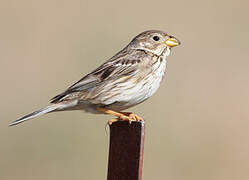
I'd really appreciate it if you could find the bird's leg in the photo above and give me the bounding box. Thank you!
[97,107,132,124]
[97,107,144,124]
[121,112,145,122]
[97,107,130,120]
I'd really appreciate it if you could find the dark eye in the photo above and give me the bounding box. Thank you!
[153,36,160,41]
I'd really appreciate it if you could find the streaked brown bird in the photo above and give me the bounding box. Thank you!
[10,30,180,126]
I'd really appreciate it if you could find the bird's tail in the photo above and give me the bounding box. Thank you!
[9,102,76,127]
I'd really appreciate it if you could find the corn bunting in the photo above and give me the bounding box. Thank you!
[10,30,180,126]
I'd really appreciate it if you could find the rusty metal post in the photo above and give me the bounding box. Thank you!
[107,121,145,180]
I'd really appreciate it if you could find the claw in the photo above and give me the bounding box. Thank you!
[97,108,144,125]
[108,118,119,125]
[122,112,144,122]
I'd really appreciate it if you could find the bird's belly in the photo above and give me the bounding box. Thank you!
[104,59,167,109]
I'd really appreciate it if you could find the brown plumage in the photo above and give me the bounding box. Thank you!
[10,30,180,126]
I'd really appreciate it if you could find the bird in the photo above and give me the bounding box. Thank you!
[10,30,180,126]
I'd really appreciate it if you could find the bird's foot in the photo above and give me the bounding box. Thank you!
[107,114,135,125]
[121,112,145,123]
[118,114,136,124]
[107,118,119,125]
[97,108,144,125]
[108,113,144,125]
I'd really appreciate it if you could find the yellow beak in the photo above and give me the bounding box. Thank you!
[165,37,181,47]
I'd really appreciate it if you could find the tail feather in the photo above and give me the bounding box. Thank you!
[9,104,59,127]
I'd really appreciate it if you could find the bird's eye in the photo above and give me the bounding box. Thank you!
[152,36,160,41]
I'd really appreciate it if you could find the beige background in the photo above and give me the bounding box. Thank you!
[1,0,249,179]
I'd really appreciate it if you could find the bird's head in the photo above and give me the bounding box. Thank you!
[129,30,181,56]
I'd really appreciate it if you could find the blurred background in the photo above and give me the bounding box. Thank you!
[1,0,249,179]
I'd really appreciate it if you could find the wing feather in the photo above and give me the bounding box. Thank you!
[50,49,148,103]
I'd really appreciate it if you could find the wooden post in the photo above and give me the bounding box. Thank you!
[107,121,145,180]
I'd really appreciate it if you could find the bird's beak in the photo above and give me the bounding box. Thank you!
[165,37,181,47]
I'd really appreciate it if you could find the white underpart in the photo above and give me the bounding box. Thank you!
[103,47,171,109]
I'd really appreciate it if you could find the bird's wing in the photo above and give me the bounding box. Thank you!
[50,49,147,103]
